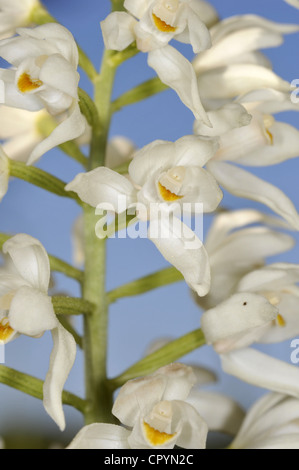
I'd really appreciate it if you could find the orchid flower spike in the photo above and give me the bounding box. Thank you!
[0,23,86,164]
[66,135,223,296]
[0,234,76,431]
[0,0,39,40]
[101,0,217,122]
[230,392,299,449]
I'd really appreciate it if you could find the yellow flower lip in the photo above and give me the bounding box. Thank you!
[152,13,177,33]
[18,72,43,93]
[277,313,286,327]
[143,421,176,446]
[0,318,14,342]
[158,182,184,202]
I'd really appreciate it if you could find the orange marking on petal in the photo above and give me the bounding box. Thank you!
[18,73,43,93]
[0,319,14,342]
[277,314,286,327]
[152,13,176,32]
[158,182,183,202]
[266,129,274,145]
[143,421,176,446]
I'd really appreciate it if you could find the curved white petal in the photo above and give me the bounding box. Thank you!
[171,400,208,449]
[221,348,299,398]
[149,215,211,296]
[196,27,284,72]
[3,234,51,291]
[237,263,299,293]
[28,103,86,164]
[67,423,131,449]
[234,122,299,167]
[43,324,76,431]
[129,136,218,186]
[183,8,211,53]
[194,103,252,137]
[148,45,210,123]
[39,54,79,100]
[124,0,153,19]
[201,292,278,352]
[9,286,57,336]
[284,0,299,8]
[65,167,137,212]
[187,390,245,435]
[152,363,197,401]
[199,64,291,101]
[189,0,218,28]
[0,148,9,202]
[207,161,299,230]
[100,12,137,51]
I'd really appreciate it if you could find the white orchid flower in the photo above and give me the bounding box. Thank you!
[194,89,299,229]
[0,234,76,431]
[194,15,298,104]
[201,292,299,398]
[0,147,9,202]
[230,392,299,449]
[196,209,294,310]
[68,363,208,449]
[66,136,222,296]
[236,262,299,343]
[0,23,86,164]
[0,0,39,40]
[101,0,215,121]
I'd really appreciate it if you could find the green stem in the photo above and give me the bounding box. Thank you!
[108,267,183,303]
[0,365,87,414]
[30,3,98,82]
[112,77,168,113]
[108,329,206,390]
[9,160,81,204]
[82,206,112,423]
[52,296,94,316]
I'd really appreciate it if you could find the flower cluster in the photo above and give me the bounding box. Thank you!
[0,0,299,451]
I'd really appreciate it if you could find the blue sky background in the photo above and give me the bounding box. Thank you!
[0,0,299,447]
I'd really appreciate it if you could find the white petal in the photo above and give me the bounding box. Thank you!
[171,400,208,449]
[148,216,211,296]
[39,54,79,100]
[0,148,9,202]
[194,103,252,137]
[148,45,210,124]
[205,208,293,254]
[124,0,153,18]
[196,27,284,72]
[284,0,299,8]
[65,167,136,212]
[252,435,299,449]
[43,324,76,431]
[188,0,218,28]
[237,263,299,293]
[129,136,218,187]
[201,292,278,352]
[198,64,291,101]
[28,103,86,164]
[187,390,245,435]
[183,8,211,53]
[221,348,299,398]
[3,234,51,291]
[234,122,299,167]
[67,423,131,449]
[152,363,197,401]
[207,161,299,230]
[100,12,137,51]
[9,286,57,336]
